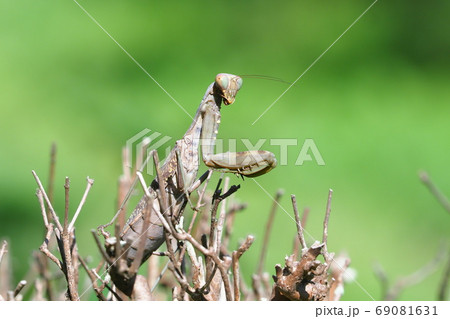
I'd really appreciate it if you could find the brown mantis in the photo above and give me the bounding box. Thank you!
[104,73,277,272]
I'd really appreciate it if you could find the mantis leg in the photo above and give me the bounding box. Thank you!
[204,150,277,177]
[200,103,277,177]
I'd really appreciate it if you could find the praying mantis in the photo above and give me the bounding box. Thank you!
[119,73,277,266]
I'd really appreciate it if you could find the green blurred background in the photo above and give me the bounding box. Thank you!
[0,0,449,300]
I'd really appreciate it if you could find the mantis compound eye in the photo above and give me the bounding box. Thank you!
[215,73,229,90]
[235,77,243,91]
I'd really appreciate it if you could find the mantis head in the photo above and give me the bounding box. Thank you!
[214,73,243,106]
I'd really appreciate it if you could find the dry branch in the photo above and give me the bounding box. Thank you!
[419,171,450,213]
[374,247,447,301]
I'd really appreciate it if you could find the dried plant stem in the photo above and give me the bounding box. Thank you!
[79,257,107,301]
[292,207,310,260]
[91,230,112,264]
[232,235,254,301]
[152,151,170,218]
[39,224,62,269]
[257,189,284,276]
[68,177,94,231]
[375,248,446,301]
[419,171,450,213]
[47,143,57,223]
[117,146,132,230]
[62,177,79,301]
[32,170,63,231]
[215,177,230,252]
[98,149,153,236]
[13,280,27,298]
[173,230,233,300]
[438,250,450,301]
[223,202,247,251]
[177,169,213,266]
[291,195,307,251]
[0,241,7,266]
[322,189,333,262]
[136,171,171,233]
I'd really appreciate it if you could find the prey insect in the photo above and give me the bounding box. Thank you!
[107,73,277,267]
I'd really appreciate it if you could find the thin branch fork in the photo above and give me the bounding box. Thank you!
[374,246,447,301]
[33,171,94,301]
[32,170,63,231]
[68,177,94,231]
[78,257,107,301]
[171,225,234,300]
[178,179,239,300]
[135,167,239,300]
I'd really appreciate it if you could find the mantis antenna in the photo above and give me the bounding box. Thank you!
[239,74,295,86]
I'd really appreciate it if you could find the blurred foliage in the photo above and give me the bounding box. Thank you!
[0,0,449,300]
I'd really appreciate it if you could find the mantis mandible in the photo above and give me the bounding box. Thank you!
[121,73,277,265]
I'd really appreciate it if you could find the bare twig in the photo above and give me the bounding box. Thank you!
[0,240,9,300]
[252,274,263,300]
[32,170,63,232]
[39,224,62,270]
[322,189,333,263]
[64,178,70,229]
[390,251,445,300]
[135,137,151,176]
[91,230,112,264]
[13,280,27,298]
[33,248,54,300]
[209,176,224,256]
[68,177,94,231]
[375,247,446,301]
[131,275,152,301]
[373,262,389,300]
[36,190,50,229]
[176,170,214,268]
[292,207,310,260]
[328,255,351,301]
[79,257,107,301]
[136,171,171,233]
[232,235,254,301]
[97,148,153,236]
[60,178,79,301]
[171,229,234,300]
[257,189,284,276]
[47,143,57,222]
[438,250,450,301]
[152,151,170,219]
[419,171,450,213]
[0,241,7,266]
[222,202,247,251]
[215,177,230,253]
[291,195,307,252]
